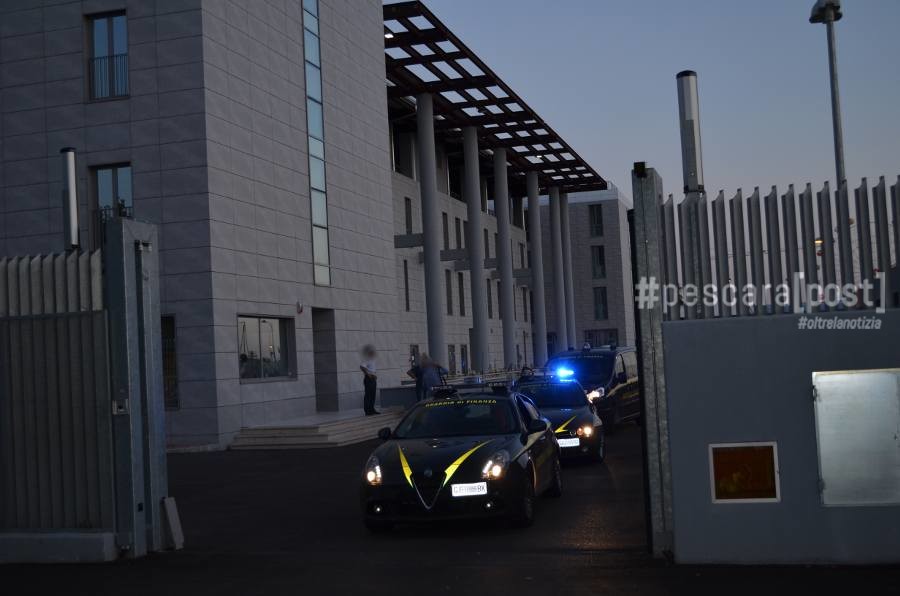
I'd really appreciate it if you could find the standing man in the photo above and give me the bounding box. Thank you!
[360,345,379,416]
[420,354,448,399]
[406,354,424,402]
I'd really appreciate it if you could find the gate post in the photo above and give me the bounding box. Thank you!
[104,218,171,557]
[631,163,674,558]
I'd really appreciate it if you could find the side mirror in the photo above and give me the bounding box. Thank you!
[527,419,549,434]
[377,427,392,441]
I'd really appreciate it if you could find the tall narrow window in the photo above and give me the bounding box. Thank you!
[304,0,330,285]
[593,287,609,320]
[92,164,132,248]
[404,197,413,234]
[589,204,604,237]
[442,212,449,250]
[457,272,465,317]
[519,243,525,268]
[486,279,493,318]
[403,260,410,312]
[483,228,490,258]
[89,12,128,99]
[455,217,462,249]
[522,287,529,322]
[591,245,606,279]
[445,269,453,315]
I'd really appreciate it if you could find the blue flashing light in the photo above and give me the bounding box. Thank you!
[556,367,574,378]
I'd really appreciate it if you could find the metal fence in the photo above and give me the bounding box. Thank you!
[655,176,899,319]
[0,251,114,531]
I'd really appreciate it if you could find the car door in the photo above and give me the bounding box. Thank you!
[516,396,554,492]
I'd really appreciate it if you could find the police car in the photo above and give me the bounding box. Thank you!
[514,371,604,462]
[360,383,562,531]
[546,344,641,431]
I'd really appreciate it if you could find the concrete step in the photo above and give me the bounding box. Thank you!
[230,409,405,450]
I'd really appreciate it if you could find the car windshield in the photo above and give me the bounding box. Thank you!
[518,383,586,409]
[547,354,614,386]
[394,397,518,438]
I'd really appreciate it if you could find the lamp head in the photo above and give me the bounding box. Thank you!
[810,0,842,24]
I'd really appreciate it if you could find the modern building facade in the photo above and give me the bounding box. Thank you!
[0,0,614,448]
[539,185,635,354]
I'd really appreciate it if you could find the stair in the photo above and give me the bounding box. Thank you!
[229,408,405,450]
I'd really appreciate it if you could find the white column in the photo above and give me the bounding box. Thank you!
[560,192,577,348]
[493,149,515,369]
[416,93,446,364]
[463,126,489,372]
[526,172,548,365]
[549,186,567,350]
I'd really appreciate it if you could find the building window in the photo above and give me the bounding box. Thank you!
[92,164,132,248]
[455,217,462,249]
[448,344,457,376]
[457,272,465,317]
[88,12,128,99]
[593,287,609,320]
[483,228,490,259]
[522,287,529,322]
[404,197,413,234]
[238,316,295,380]
[445,269,453,315]
[591,245,606,279]
[519,243,525,268]
[442,212,449,250]
[460,344,468,375]
[303,0,330,286]
[486,279,493,318]
[403,259,410,311]
[161,316,178,410]
[584,328,618,347]
[589,204,604,237]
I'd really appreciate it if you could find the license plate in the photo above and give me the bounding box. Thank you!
[558,437,580,448]
[451,482,487,497]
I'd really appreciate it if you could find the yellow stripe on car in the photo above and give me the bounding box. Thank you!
[555,415,577,434]
[442,441,489,487]
[397,446,414,488]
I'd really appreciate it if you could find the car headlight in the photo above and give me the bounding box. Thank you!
[365,455,382,486]
[586,388,605,401]
[482,450,509,480]
[576,425,594,438]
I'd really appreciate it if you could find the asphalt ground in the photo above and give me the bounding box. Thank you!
[6,424,899,595]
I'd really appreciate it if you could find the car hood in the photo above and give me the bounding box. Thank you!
[539,406,595,434]
[371,434,517,485]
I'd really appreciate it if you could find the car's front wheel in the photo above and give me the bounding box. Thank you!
[510,471,536,527]
[545,456,562,498]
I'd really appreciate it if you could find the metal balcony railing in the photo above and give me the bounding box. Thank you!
[89,53,129,99]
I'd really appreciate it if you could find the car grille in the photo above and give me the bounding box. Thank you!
[413,473,444,505]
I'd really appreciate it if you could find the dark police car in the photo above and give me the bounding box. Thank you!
[515,374,605,462]
[546,345,640,431]
[360,384,562,531]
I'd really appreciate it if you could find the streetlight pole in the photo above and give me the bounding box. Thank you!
[810,0,845,186]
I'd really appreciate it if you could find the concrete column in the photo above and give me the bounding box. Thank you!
[416,93,446,364]
[526,172,548,365]
[560,192,577,348]
[463,126,489,372]
[549,186,567,351]
[493,148,516,369]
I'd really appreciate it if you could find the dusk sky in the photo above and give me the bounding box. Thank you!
[409,0,900,200]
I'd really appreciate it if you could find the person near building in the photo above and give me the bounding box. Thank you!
[360,345,379,416]
[419,353,448,399]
